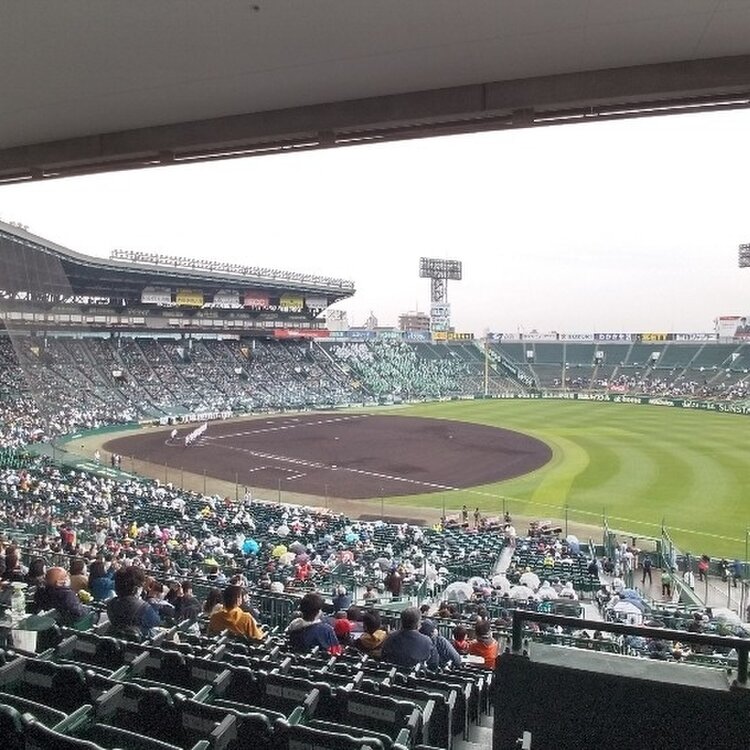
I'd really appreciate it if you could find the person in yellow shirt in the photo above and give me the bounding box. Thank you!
[208,585,265,641]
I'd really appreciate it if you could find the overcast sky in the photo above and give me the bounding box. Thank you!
[1,108,748,335]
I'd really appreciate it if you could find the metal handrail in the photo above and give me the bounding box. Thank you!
[510,609,749,685]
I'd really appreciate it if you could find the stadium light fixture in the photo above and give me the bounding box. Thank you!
[739,243,750,268]
[419,257,463,333]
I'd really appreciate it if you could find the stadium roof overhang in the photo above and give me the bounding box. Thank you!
[0,221,354,301]
[1,2,750,183]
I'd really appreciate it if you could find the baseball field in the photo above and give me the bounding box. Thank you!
[381,399,750,559]
[101,398,750,559]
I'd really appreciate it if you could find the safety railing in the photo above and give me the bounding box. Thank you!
[510,610,749,685]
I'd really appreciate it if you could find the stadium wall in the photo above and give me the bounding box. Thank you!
[494,648,750,749]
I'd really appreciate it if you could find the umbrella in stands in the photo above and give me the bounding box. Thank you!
[289,541,306,554]
[242,538,259,555]
[491,574,510,593]
[712,608,742,626]
[467,576,487,589]
[613,600,644,624]
[272,544,288,559]
[279,552,296,565]
[537,581,558,600]
[508,585,536,600]
[445,582,474,602]
[519,571,541,590]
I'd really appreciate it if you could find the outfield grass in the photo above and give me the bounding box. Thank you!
[380,400,750,559]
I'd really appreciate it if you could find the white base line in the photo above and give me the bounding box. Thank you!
[205,414,369,441]
[217,442,458,493]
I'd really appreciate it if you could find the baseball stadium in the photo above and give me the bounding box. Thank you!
[2,4,750,750]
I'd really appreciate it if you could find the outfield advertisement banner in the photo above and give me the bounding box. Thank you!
[175,290,204,307]
[594,333,632,341]
[141,287,172,305]
[304,296,328,310]
[243,292,270,308]
[490,391,750,415]
[274,328,329,339]
[279,294,304,311]
[212,290,241,308]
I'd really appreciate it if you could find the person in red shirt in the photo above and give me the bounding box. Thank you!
[468,619,499,669]
[452,624,470,655]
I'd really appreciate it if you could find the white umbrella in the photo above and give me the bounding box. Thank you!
[491,574,510,592]
[519,571,541,591]
[276,524,290,537]
[278,551,296,565]
[613,601,643,624]
[467,576,487,589]
[712,608,742,625]
[508,585,536,600]
[444,582,474,602]
[537,581,558,601]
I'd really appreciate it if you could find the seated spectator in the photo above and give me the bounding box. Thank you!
[333,615,353,646]
[287,592,341,655]
[332,585,352,613]
[146,578,176,620]
[345,605,364,632]
[25,557,46,589]
[468,618,499,669]
[452,625,470,655]
[203,587,223,616]
[33,567,89,626]
[174,581,201,621]
[2,547,26,582]
[68,558,89,594]
[357,610,387,658]
[208,585,265,640]
[88,559,115,601]
[381,607,435,669]
[420,619,461,670]
[106,566,160,640]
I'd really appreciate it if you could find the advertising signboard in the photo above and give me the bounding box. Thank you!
[243,291,270,308]
[176,290,204,307]
[141,287,172,305]
[279,294,304,311]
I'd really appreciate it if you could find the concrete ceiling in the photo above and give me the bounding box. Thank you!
[2,0,750,182]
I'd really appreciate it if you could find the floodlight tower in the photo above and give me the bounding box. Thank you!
[419,257,462,333]
[740,243,750,270]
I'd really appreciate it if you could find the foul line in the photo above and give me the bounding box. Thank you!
[203,414,369,440]
[215,442,461,492]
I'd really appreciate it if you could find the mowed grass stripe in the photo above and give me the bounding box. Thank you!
[379,400,750,557]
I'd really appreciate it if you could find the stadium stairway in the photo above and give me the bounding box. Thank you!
[454,711,493,750]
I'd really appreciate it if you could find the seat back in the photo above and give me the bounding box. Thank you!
[0,702,25,750]
[276,720,387,750]
[7,659,90,714]
[181,698,274,750]
[262,672,334,719]
[97,681,179,739]
[24,717,109,750]
[343,690,422,745]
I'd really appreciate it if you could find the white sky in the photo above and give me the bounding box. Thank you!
[1,108,748,335]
